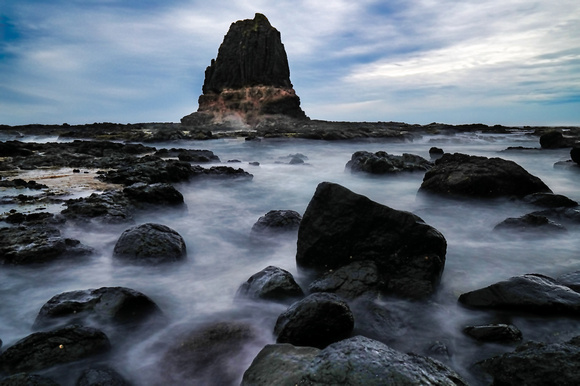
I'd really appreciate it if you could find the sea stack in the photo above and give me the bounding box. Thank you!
[181,13,308,128]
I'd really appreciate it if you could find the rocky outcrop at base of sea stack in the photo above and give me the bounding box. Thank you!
[181,13,308,129]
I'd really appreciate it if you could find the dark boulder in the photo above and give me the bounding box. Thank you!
[123,183,184,207]
[62,191,134,224]
[540,130,575,148]
[571,146,580,164]
[33,287,163,330]
[0,141,34,157]
[236,266,304,303]
[493,213,567,234]
[96,156,199,186]
[159,321,260,386]
[458,273,580,315]
[113,223,187,264]
[297,336,467,385]
[194,165,254,180]
[296,182,447,299]
[346,151,432,174]
[419,153,552,198]
[77,367,130,386]
[274,292,354,349]
[250,209,301,239]
[463,324,522,343]
[0,226,93,265]
[154,148,220,163]
[0,373,59,386]
[478,336,580,386]
[429,146,445,159]
[241,344,320,386]
[522,192,578,208]
[308,260,382,300]
[531,207,580,225]
[0,325,110,374]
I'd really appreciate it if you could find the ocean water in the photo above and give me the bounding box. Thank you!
[1,131,579,384]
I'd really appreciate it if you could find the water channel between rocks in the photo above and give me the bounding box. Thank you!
[1,131,579,384]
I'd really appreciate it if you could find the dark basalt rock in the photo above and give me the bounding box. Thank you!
[96,156,199,186]
[478,336,580,386]
[346,151,432,174]
[458,273,580,315]
[493,213,567,234]
[0,226,93,265]
[274,292,354,349]
[241,344,320,386]
[159,321,260,386]
[0,178,48,189]
[123,182,184,207]
[429,146,445,159]
[571,146,580,164]
[531,207,580,224]
[463,324,523,343]
[297,336,468,385]
[33,287,163,330]
[539,130,576,148]
[296,182,447,299]
[0,325,110,374]
[0,373,60,386]
[522,192,578,208]
[419,153,552,198]
[62,191,134,224]
[113,223,187,264]
[250,210,302,236]
[237,266,304,303]
[77,367,130,386]
[155,148,220,163]
[308,260,382,300]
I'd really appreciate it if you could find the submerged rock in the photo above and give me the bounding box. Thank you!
[0,325,110,374]
[479,336,580,385]
[458,273,580,315]
[33,287,163,330]
[123,182,184,207]
[493,213,567,234]
[236,266,304,303]
[296,182,446,299]
[113,223,187,264]
[0,226,93,265]
[522,192,578,208]
[274,293,354,349]
[419,153,552,198]
[463,324,523,343]
[250,209,301,240]
[346,150,432,174]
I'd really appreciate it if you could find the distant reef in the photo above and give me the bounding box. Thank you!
[181,13,308,129]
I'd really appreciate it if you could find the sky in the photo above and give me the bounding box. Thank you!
[1,0,579,126]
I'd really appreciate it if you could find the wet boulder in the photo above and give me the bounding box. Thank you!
[236,266,304,303]
[296,182,447,299]
[97,156,199,186]
[522,192,578,208]
[123,182,184,207]
[478,336,580,386]
[539,130,575,149]
[241,344,320,386]
[531,207,580,225]
[274,293,354,349]
[113,223,187,264]
[463,324,522,343]
[33,287,163,331]
[308,260,382,300]
[250,210,301,240]
[298,335,468,385]
[77,367,130,386]
[429,146,445,159]
[458,273,580,315]
[0,226,93,265]
[571,146,580,164]
[346,150,432,174]
[0,325,110,374]
[159,321,262,386]
[493,213,567,234]
[62,191,134,224]
[419,153,552,198]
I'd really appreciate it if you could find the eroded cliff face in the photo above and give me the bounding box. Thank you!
[181,13,308,128]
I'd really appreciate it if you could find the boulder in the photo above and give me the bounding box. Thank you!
[463,324,522,343]
[159,321,260,386]
[274,293,354,349]
[62,191,134,224]
[123,182,184,207]
[0,226,93,265]
[308,260,382,299]
[241,344,320,386]
[429,147,445,159]
[296,182,447,299]
[250,209,302,239]
[0,325,110,374]
[522,192,578,208]
[113,223,187,264]
[419,153,552,198]
[77,367,130,386]
[154,148,220,163]
[458,273,580,315]
[236,266,304,303]
[33,287,163,330]
[297,336,467,385]
[345,151,432,174]
[96,156,199,186]
[493,213,567,234]
[571,146,580,164]
[539,130,575,148]
[531,207,580,224]
[0,373,59,386]
[478,336,580,385]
